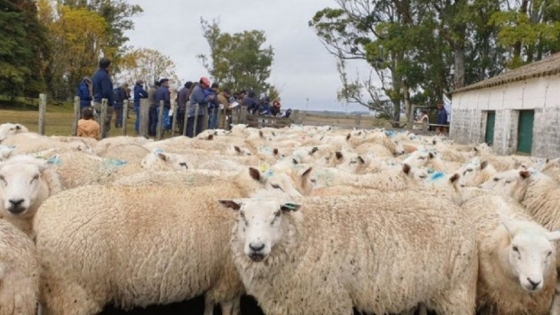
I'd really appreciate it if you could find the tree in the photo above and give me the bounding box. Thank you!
[197,18,275,95]
[0,0,50,97]
[60,0,143,64]
[115,48,180,88]
[38,0,110,100]
[268,85,281,102]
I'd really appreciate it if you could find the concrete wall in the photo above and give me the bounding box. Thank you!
[449,75,560,157]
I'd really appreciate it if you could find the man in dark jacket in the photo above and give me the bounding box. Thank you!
[77,77,92,112]
[177,81,193,135]
[147,80,160,137]
[91,58,114,138]
[155,78,171,133]
[187,77,214,138]
[133,80,148,134]
[436,103,448,135]
[113,83,128,128]
[242,90,259,114]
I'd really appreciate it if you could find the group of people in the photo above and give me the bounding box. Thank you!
[77,57,286,139]
[414,103,450,134]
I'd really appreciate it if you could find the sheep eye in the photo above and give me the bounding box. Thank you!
[419,175,427,179]
[31,175,39,182]
[505,180,512,184]
[350,160,357,164]
[547,251,552,257]
[310,179,317,183]
[467,169,473,172]
[0,175,5,183]
[419,157,426,160]
[512,246,519,252]
[179,162,188,169]
[271,184,284,192]
[493,178,499,182]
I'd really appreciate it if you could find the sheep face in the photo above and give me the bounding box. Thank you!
[500,215,560,292]
[140,151,189,171]
[219,198,301,263]
[402,149,432,167]
[249,167,303,199]
[0,123,28,142]
[0,160,47,216]
[479,169,530,201]
[393,140,405,155]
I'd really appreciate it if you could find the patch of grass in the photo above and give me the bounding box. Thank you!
[0,108,141,138]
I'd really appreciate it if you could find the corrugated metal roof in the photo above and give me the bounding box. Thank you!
[452,52,560,94]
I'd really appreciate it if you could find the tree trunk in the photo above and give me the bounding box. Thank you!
[513,0,529,63]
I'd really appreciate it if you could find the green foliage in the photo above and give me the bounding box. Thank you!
[197,18,275,96]
[0,0,50,97]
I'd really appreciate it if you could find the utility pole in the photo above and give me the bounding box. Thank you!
[306,97,309,111]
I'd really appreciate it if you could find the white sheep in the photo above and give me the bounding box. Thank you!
[0,145,15,161]
[462,195,560,314]
[458,158,498,188]
[0,218,39,315]
[33,166,304,315]
[0,123,28,143]
[0,155,63,237]
[218,190,478,315]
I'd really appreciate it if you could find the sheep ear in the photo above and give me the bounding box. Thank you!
[272,148,278,155]
[346,133,351,140]
[357,156,365,164]
[547,230,560,242]
[310,147,319,155]
[156,152,169,162]
[281,203,301,212]
[449,173,460,184]
[480,161,488,170]
[248,167,261,182]
[335,151,343,160]
[519,170,531,179]
[498,212,516,237]
[218,200,242,211]
[402,163,411,175]
[259,130,264,138]
[234,146,241,153]
[292,159,298,165]
[15,124,21,130]
[301,167,312,177]
[428,152,434,159]
[207,134,214,140]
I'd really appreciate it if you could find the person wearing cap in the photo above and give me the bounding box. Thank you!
[155,78,171,133]
[77,76,92,112]
[91,57,115,138]
[187,76,214,137]
[133,80,148,134]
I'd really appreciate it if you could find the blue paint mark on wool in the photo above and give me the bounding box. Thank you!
[429,172,445,181]
[46,155,62,166]
[153,148,164,154]
[105,159,127,167]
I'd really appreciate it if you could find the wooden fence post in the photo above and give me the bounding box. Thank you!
[354,114,362,128]
[171,101,178,136]
[38,93,47,135]
[192,104,200,137]
[71,96,80,136]
[139,98,150,138]
[99,99,108,139]
[239,106,248,125]
[182,102,190,136]
[156,100,165,140]
[202,106,209,131]
[122,100,129,136]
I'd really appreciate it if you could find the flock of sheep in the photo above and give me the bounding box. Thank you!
[0,121,560,315]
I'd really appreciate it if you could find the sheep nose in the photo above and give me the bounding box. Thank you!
[249,243,265,252]
[528,278,541,289]
[9,199,24,208]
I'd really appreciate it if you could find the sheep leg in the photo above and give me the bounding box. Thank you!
[203,294,215,315]
[417,303,427,315]
[220,296,241,315]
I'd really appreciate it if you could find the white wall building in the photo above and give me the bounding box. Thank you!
[449,52,560,157]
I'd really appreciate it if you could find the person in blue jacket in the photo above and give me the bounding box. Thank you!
[91,58,114,138]
[187,77,214,137]
[436,103,448,135]
[154,78,171,133]
[133,80,148,134]
[76,77,92,112]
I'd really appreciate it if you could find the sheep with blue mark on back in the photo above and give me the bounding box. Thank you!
[218,189,478,315]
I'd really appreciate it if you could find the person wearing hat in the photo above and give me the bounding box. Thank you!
[147,80,160,137]
[133,80,148,134]
[187,76,214,137]
[77,76,92,112]
[91,57,115,138]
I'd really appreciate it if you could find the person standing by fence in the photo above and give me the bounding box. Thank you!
[113,83,128,128]
[147,80,160,137]
[187,77,214,138]
[91,58,114,138]
[77,77,92,112]
[133,80,148,134]
[207,82,220,129]
[155,78,171,132]
[177,81,193,135]
[217,88,232,130]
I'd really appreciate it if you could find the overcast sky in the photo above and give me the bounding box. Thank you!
[125,0,370,112]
